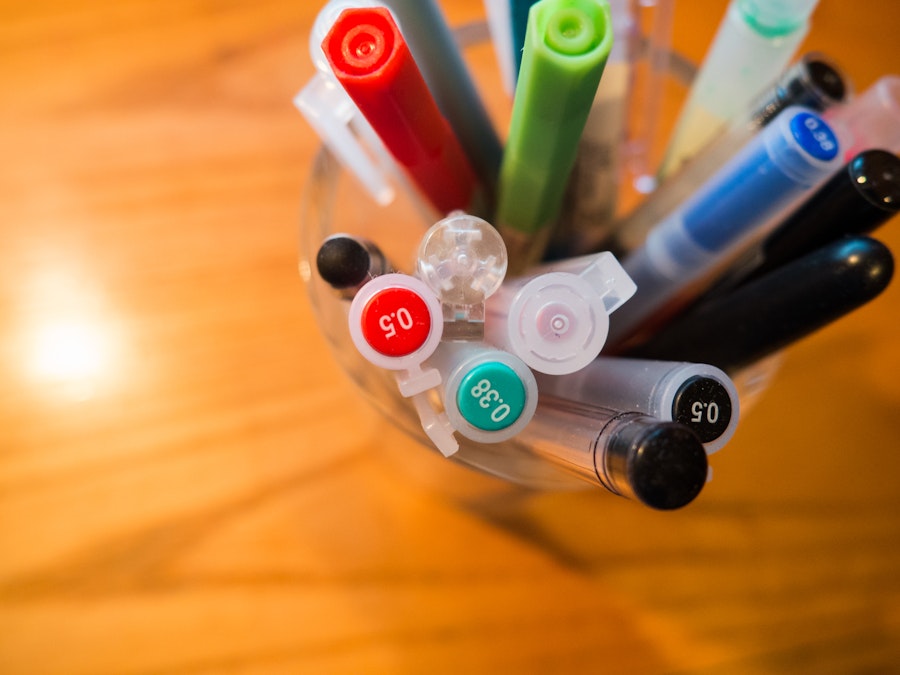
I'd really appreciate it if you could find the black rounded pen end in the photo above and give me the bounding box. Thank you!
[630,424,708,510]
[316,235,372,289]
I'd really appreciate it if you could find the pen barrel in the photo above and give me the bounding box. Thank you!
[609,106,842,344]
[523,400,709,510]
[661,0,819,174]
[535,357,740,452]
[629,236,895,372]
[613,53,849,254]
[323,7,476,214]
[749,149,900,280]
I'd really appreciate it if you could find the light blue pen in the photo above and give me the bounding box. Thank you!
[608,105,843,346]
[381,0,503,200]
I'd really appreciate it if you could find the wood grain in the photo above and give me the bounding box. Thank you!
[1,1,899,673]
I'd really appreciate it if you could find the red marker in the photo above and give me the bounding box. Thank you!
[323,7,477,214]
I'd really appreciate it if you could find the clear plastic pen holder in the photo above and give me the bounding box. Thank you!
[298,19,778,491]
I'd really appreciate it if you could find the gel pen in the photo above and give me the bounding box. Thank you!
[535,356,740,453]
[607,106,843,348]
[522,397,709,510]
[612,53,849,255]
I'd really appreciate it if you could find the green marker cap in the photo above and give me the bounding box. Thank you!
[496,0,614,237]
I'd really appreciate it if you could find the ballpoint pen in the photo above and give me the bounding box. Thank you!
[612,53,850,255]
[495,0,614,268]
[484,251,635,374]
[323,6,478,216]
[380,0,503,201]
[660,0,821,177]
[607,106,843,348]
[522,398,709,510]
[627,236,895,373]
[535,356,740,453]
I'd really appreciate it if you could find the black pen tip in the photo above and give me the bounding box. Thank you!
[627,424,709,511]
[316,235,372,289]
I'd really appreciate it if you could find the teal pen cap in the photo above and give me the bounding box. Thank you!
[738,0,819,37]
[496,0,614,267]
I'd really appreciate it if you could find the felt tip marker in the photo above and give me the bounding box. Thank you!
[485,252,636,374]
[535,357,740,453]
[628,236,895,373]
[316,233,393,300]
[523,399,709,510]
[608,106,843,347]
[426,342,538,445]
[416,212,508,340]
[323,7,477,215]
[495,0,614,268]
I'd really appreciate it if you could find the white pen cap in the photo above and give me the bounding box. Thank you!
[485,252,636,375]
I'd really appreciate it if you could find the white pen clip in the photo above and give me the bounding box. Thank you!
[294,0,396,205]
[485,252,637,375]
[416,212,508,341]
[561,251,638,315]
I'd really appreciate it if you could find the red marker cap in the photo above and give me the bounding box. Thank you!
[323,7,476,214]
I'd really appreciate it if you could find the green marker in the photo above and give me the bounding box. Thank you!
[495,0,613,269]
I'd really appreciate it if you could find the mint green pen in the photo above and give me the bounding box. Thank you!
[495,0,613,269]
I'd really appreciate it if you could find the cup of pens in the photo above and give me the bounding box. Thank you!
[298,0,900,510]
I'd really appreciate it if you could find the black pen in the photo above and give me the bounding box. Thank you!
[315,233,392,300]
[734,149,900,285]
[522,397,709,510]
[626,236,895,373]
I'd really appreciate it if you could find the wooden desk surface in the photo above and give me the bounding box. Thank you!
[2,1,899,673]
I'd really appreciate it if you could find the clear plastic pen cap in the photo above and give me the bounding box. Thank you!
[737,0,820,35]
[826,76,900,160]
[417,212,508,340]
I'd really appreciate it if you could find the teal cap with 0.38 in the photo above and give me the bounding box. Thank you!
[456,362,527,431]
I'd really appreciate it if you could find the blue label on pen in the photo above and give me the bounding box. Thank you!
[790,112,839,162]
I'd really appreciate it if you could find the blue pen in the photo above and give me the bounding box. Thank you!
[380,0,503,201]
[607,105,843,346]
